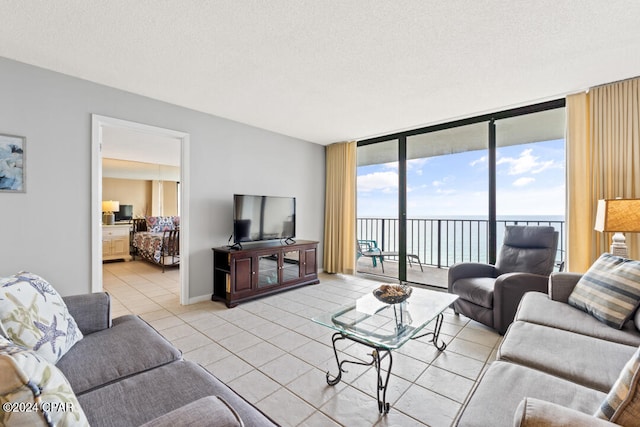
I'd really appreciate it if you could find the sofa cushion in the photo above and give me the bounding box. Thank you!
[77,360,277,427]
[0,336,89,426]
[140,396,244,427]
[0,272,83,363]
[498,321,637,393]
[516,292,640,347]
[595,345,640,424]
[514,398,619,427]
[568,253,640,329]
[455,361,605,427]
[56,315,181,395]
[450,277,495,309]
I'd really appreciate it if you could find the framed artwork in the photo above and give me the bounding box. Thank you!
[0,134,26,193]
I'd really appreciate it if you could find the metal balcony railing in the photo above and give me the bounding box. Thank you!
[357,217,565,269]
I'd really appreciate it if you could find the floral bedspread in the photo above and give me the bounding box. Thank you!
[132,232,167,263]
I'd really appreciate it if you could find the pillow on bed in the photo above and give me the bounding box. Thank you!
[146,216,176,232]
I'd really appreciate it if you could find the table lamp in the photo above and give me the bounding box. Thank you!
[102,200,120,225]
[594,198,640,258]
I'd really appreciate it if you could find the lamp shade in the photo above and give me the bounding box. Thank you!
[102,200,120,213]
[594,199,640,232]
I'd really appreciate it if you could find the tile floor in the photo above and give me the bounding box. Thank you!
[103,260,502,427]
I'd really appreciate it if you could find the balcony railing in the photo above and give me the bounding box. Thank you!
[357,217,565,269]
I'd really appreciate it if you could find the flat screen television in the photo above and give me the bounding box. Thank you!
[114,204,133,221]
[233,194,296,243]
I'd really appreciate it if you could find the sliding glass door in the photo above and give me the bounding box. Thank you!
[357,139,399,281]
[406,123,488,286]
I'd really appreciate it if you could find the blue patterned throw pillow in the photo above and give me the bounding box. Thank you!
[0,272,83,363]
[568,253,640,329]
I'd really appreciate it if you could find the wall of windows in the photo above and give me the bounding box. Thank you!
[356,100,566,287]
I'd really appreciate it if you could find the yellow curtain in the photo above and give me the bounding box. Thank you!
[323,141,356,274]
[567,77,640,272]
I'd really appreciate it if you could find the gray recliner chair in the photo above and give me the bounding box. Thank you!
[448,225,559,335]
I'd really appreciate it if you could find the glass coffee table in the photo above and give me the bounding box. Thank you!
[312,286,458,414]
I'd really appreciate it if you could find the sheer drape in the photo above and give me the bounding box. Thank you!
[323,141,356,274]
[567,78,640,272]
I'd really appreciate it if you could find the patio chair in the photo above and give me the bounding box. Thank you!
[448,225,558,335]
[356,239,423,273]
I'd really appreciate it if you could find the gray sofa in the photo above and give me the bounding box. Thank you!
[58,292,277,427]
[455,272,640,426]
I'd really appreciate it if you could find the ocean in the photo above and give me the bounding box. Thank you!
[357,215,565,267]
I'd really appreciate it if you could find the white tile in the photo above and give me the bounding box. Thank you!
[415,365,475,403]
[204,355,254,383]
[286,368,347,408]
[256,388,315,427]
[105,263,498,426]
[236,341,286,368]
[393,384,461,427]
[183,342,232,366]
[259,353,314,385]
[218,330,263,353]
[431,350,486,381]
[298,411,341,427]
[228,370,281,404]
[320,386,384,426]
[269,330,312,352]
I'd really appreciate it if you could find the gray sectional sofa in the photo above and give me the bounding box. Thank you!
[59,292,277,427]
[455,272,640,426]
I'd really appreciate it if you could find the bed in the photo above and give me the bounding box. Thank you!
[131,216,180,272]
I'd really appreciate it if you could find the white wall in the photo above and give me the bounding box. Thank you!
[0,57,325,298]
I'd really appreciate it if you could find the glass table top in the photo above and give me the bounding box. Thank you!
[312,287,458,350]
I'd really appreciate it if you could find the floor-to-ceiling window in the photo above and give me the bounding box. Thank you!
[495,109,566,266]
[405,123,488,286]
[356,100,566,287]
[356,139,398,281]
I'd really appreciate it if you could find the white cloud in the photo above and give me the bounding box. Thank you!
[497,148,557,175]
[407,158,429,171]
[470,156,487,167]
[513,177,535,187]
[432,175,453,188]
[357,171,398,192]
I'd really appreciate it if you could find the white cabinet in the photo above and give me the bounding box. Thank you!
[102,224,132,261]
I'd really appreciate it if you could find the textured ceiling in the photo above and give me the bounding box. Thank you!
[1,1,640,145]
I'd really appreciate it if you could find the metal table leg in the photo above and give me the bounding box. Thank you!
[412,312,447,350]
[325,332,393,414]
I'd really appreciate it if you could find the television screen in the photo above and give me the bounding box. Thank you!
[115,204,133,221]
[233,195,295,243]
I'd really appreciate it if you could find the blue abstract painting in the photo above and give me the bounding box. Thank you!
[0,134,25,192]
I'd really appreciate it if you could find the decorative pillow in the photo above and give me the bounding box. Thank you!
[0,336,89,426]
[568,253,640,329]
[0,272,83,363]
[595,345,640,423]
[146,216,176,232]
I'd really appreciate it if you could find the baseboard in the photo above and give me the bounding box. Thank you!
[187,294,213,305]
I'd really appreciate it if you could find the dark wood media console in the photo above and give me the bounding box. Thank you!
[212,240,319,308]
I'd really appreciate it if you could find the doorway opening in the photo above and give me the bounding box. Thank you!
[91,115,190,304]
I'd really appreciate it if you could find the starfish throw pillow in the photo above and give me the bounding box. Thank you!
[0,336,89,426]
[0,272,83,363]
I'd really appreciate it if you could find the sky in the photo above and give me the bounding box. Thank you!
[357,139,565,218]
